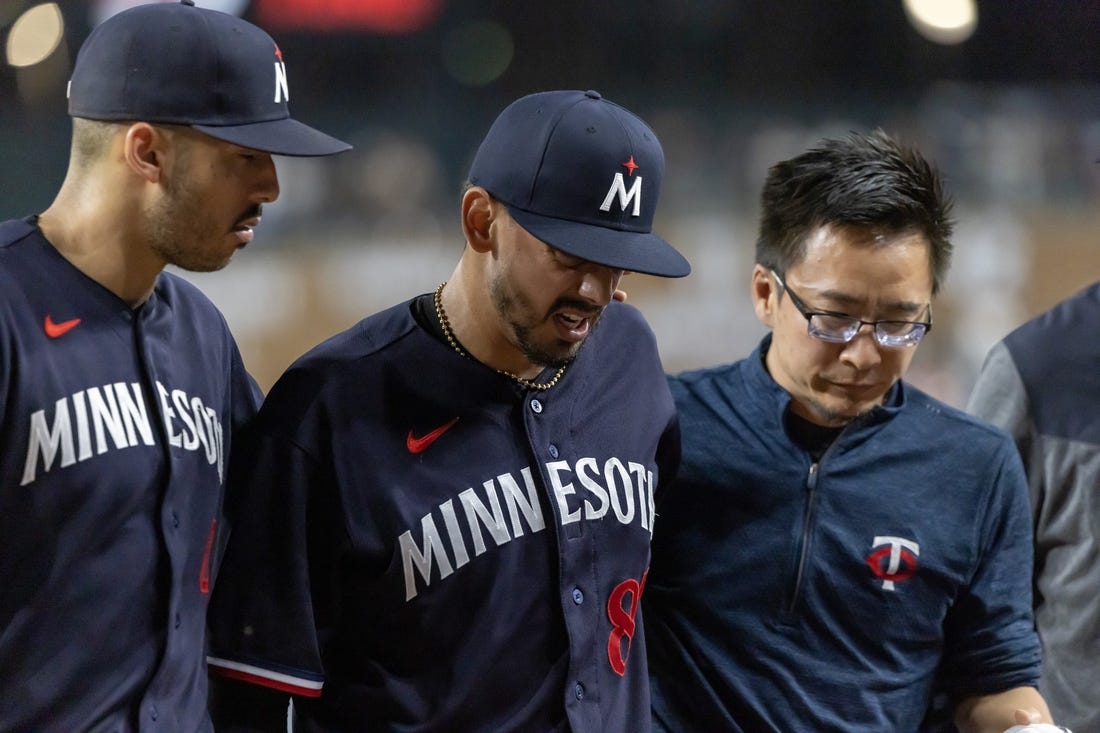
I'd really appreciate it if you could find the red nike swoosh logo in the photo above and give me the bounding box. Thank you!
[407,417,459,454]
[44,315,81,338]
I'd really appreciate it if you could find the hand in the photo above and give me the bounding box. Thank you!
[956,686,1060,733]
[1002,708,1071,733]
[1018,709,1042,725]
[613,288,628,303]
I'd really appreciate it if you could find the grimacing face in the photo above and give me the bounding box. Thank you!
[487,208,624,371]
[753,224,934,427]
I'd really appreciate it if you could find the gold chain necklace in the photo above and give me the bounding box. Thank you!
[433,281,567,391]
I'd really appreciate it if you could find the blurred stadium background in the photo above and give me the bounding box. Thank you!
[3,0,1100,400]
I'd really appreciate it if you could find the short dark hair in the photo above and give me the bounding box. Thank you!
[71,118,122,168]
[755,129,954,294]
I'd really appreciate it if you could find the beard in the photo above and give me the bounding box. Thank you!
[489,272,605,369]
[802,396,864,427]
[145,152,260,273]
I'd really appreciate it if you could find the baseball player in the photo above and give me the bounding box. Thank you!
[206,90,689,732]
[0,3,349,731]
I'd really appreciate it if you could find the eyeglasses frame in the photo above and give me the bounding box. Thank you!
[770,269,932,348]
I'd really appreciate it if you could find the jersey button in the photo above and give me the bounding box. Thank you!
[548,444,559,458]
[530,398,543,414]
[574,682,585,700]
[150,705,158,721]
[572,588,584,604]
[171,511,180,528]
[174,612,182,629]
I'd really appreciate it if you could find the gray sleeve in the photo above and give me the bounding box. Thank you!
[966,342,1042,522]
[968,329,1100,731]
[967,341,1030,446]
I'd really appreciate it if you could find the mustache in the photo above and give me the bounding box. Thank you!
[236,204,263,224]
[549,298,602,317]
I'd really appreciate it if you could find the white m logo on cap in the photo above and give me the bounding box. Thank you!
[600,172,643,217]
[274,61,289,104]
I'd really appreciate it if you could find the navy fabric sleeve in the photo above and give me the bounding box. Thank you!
[208,324,264,573]
[208,675,289,732]
[207,391,338,703]
[654,404,681,497]
[938,437,1041,698]
[228,341,264,435]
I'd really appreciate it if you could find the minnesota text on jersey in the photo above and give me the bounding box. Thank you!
[400,457,656,601]
[21,380,226,486]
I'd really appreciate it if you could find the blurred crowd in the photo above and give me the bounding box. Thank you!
[145,83,1100,400]
[4,3,1100,400]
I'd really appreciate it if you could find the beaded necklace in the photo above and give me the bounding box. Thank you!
[433,281,567,391]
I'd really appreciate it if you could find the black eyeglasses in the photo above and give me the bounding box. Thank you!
[771,270,932,349]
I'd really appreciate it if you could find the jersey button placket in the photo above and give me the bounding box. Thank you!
[527,390,590,715]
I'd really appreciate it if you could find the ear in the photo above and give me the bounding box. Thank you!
[751,264,778,329]
[122,123,165,184]
[461,186,495,254]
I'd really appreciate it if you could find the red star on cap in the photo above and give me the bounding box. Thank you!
[274,44,283,62]
[622,156,639,176]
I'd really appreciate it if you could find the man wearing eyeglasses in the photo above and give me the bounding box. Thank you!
[642,131,1067,733]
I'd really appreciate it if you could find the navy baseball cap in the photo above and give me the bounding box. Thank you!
[469,90,690,278]
[66,0,350,157]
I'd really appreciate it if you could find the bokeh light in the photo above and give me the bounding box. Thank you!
[441,20,514,87]
[6,3,64,68]
[253,0,442,34]
[903,0,978,45]
[90,0,250,26]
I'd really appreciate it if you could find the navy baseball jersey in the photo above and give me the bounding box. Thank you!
[645,338,1041,732]
[207,295,679,732]
[0,217,261,732]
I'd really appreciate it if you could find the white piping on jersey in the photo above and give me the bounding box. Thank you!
[206,655,323,692]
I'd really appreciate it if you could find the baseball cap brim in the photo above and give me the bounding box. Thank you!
[193,117,351,157]
[507,206,691,278]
